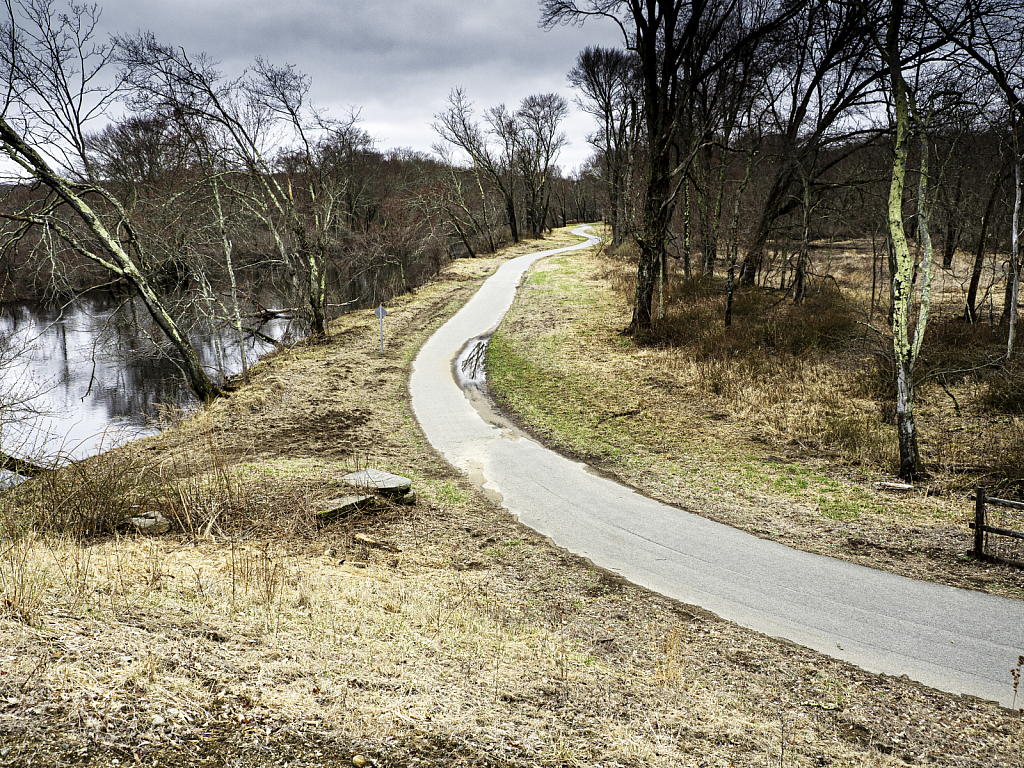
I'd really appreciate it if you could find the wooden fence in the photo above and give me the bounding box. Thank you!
[970,487,1024,565]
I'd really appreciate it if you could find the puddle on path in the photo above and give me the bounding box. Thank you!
[452,335,528,444]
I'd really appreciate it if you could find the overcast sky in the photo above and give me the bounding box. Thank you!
[95,0,624,172]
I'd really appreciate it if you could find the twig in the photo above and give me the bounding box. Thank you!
[937,376,962,417]
[596,408,641,425]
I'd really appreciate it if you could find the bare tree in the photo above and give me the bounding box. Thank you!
[433,88,522,244]
[117,35,372,338]
[0,0,222,401]
[431,143,501,256]
[736,0,888,285]
[928,0,1024,355]
[568,45,640,247]
[514,93,569,237]
[542,0,800,333]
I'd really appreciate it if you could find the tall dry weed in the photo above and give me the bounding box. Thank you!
[600,258,910,469]
[8,450,159,537]
[0,526,49,623]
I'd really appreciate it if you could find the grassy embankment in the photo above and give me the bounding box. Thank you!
[487,232,1024,598]
[0,226,1020,767]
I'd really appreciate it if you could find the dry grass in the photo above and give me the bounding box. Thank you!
[0,227,1020,766]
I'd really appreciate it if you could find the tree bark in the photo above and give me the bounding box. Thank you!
[1007,130,1022,355]
[965,173,1004,321]
[885,0,925,481]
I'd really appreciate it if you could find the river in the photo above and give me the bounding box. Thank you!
[0,295,294,468]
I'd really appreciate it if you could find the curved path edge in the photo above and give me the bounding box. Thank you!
[410,226,1023,708]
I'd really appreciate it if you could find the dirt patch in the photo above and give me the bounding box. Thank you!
[0,228,1021,767]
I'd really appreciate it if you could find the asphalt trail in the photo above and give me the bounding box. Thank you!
[410,226,1024,707]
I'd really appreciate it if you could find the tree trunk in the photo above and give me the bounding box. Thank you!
[725,145,755,325]
[886,7,924,481]
[1007,133,1022,355]
[794,172,812,305]
[505,196,519,244]
[629,159,672,333]
[895,360,922,480]
[940,175,963,269]
[740,164,796,285]
[682,178,692,279]
[965,176,1003,321]
[704,144,729,275]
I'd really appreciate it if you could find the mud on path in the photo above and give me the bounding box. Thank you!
[0,228,1021,767]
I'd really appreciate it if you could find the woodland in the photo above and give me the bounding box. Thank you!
[1,0,1024,487]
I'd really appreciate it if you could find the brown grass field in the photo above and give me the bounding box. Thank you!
[0,227,1021,767]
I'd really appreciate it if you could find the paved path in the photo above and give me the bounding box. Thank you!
[410,226,1024,708]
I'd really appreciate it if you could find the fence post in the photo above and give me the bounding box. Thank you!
[974,486,986,559]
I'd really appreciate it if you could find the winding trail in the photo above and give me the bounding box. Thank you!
[410,226,1024,707]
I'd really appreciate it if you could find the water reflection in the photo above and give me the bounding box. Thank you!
[0,295,294,465]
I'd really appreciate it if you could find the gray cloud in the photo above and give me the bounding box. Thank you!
[98,0,624,170]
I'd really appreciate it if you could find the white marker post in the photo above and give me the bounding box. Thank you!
[375,305,387,353]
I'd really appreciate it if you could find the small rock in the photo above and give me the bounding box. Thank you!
[352,756,368,768]
[397,489,416,506]
[120,510,171,535]
[152,715,166,726]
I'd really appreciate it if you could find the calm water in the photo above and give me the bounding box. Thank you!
[0,295,294,466]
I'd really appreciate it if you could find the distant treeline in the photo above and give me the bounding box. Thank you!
[0,2,596,400]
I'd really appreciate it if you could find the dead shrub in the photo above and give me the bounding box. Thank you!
[986,418,1024,492]
[982,365,1024,415]
[761,285,857,355]
[919,316,1003,379]
[0,418,318,542]
[633,275,857,362]
[608,241,638,263]
[7,450,160,537]
[154,420,317,539]
[822,413,896,468]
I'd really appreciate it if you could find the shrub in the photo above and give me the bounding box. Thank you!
[6,450,160,537]
[982,365,1024,414]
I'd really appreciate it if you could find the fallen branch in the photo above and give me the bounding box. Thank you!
[0,451,49,477]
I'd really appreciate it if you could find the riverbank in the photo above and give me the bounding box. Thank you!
[0,227,1019,767]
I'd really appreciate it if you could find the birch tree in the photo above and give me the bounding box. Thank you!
[874,0,953,480]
